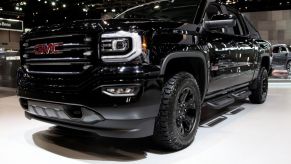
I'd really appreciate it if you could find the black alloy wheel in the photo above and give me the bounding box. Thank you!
[176,87,196,137]
[153,72,201,151]
[249,67,268,104]
[286,61,291,74]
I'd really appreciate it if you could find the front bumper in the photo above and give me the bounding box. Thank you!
[17,65,162,138]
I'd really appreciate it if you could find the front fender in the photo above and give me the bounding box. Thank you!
[160,51,208,100]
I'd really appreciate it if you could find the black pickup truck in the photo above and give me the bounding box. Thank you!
[17,0,271,150]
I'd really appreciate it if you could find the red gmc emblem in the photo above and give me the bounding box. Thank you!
[34,43,63,55]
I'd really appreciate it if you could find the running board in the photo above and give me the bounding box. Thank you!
[231,90,251,100]
[206,88,251,110]
[206,97,235,110]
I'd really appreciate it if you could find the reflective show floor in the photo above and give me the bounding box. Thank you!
[1,83,291,164]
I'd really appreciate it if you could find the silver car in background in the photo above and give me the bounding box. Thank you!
[272,44,291,73]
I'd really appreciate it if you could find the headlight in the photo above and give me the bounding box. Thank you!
[101,31,142,63]
[101,38,130,52]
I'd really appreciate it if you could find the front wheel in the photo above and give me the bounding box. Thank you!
[249,67,268,104]
[153,72,201,151]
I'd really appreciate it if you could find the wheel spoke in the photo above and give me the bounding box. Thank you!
[183,115,194,131]
[186,101,195,110]
[179,89,190,104]
[176,119,185,135]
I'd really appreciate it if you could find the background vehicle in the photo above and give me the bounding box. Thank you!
[17,0,271,151]
[272,44,291,74]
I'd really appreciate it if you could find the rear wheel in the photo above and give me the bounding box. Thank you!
[249,67,268,104]
[286,61,291,74]
[153,72,201,151]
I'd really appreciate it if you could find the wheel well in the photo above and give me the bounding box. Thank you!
[163,57,206,98]
[261,56,270,72]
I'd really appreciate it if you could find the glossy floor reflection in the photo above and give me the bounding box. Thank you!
[1,84,291,164]
[31,126,166,161]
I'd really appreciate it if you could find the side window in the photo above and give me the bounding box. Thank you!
[205,4,225,33]
[273,47,280,53]
[205,5,221,21]
[226,9,244,36]
[281,47,287,53]
[243,15,261,39]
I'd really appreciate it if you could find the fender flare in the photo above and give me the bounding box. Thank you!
[259,53,271,70]
[160,51,208,99]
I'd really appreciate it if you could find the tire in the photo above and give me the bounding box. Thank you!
[249,67,268,104]
[286,61,291,74]
[153,72,202,151]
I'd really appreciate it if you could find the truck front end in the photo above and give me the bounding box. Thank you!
[17,20,162,138]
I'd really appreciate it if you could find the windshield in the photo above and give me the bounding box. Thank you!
[116,0,201,23]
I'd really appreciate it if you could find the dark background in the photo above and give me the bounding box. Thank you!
[1,0,291,28]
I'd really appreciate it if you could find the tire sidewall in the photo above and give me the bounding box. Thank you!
[164,73,201,146]
[259,68,268,102]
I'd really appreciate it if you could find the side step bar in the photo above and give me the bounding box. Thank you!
[206,88,251,110]
[231,90,251,100]
[206,97,235,110]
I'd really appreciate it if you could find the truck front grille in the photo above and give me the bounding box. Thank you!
[22,34,96,75]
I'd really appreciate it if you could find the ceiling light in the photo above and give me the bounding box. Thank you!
[19,1,27,6]
[154,5,160,9]
[62,4,66,8]
[111,8,116,12]
[104,9,107,12]
[83,8,88,12]
[51,2,56,6]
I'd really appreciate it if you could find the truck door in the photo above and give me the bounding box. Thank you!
[226,7,257,84]
[204,4,241,93]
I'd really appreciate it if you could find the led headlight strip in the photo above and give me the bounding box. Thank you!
[101,31,142,63]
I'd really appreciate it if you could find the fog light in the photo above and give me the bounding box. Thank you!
[102,85,140,97]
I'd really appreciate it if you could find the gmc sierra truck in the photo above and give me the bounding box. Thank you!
[17,0,271,150]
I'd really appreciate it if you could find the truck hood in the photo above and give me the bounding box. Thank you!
[23,18,197,39]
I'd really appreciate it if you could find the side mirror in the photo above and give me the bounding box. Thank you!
[204,14,236,30]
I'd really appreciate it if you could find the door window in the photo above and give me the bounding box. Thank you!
[226,9,245,36]
[281,47,287,53]
[204,4,225,33]
[273,46,280,53]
